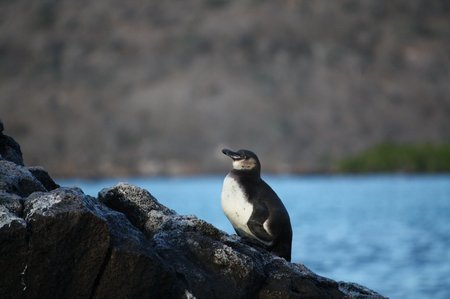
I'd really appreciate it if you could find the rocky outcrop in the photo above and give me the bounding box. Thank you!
[0,124,386,298]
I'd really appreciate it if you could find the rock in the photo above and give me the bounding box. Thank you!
[99,183,386,299]
[27,166,60,191]
[0,160,47,197]
[19,187,178,298]
[0,124,24,166]
[0,132,387,299]
[91,212,178,299]
[98,183,175,233]
[0,122,58,195]
[0,191,24,216]
[0,205,28,297]
[22,188,111,298]
[337,282,388,299]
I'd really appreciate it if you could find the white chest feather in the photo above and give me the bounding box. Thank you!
[221,174,253,237]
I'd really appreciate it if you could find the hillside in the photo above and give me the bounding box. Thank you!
[1,0,449,177]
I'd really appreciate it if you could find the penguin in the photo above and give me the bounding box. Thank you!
[221,148,293,261]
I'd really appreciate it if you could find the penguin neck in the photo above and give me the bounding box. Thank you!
[230,168,261,179]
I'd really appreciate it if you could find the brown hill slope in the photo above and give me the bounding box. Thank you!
[1,0,449,177]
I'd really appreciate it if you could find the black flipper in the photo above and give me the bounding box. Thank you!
[247,203,273,245]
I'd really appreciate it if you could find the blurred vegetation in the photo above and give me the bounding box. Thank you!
[338,143,450,173]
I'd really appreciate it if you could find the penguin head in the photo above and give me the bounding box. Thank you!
[222,149,261,173]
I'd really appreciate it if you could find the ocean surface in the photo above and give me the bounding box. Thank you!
[59,174,450,299]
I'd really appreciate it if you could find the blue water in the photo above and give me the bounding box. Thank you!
[60,174,450,299]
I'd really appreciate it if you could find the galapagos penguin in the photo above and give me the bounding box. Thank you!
[221,148,293,261]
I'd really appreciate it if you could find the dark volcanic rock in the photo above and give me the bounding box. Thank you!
[0,191,24,216]
[98,183,386,299]
[0,123,58,196]
[22,188,110,298]
[19,187,177,299]
[0,160,47,197]
[0,182,387,299]
[0,131,387,299]
[0,205,28,297]
[0,121,24,166]
[99,183,175,233]
[27,166,60,191]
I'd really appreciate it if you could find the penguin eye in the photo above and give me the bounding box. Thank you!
[237,151,247,160]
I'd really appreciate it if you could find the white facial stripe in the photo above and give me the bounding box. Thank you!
[232,158,257,170]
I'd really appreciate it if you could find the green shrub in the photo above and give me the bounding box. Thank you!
[338,143,450,173]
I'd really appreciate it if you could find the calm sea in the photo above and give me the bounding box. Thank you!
[60,174,450,299]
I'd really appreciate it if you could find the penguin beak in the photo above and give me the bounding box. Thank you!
[222,149,243,160]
